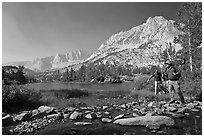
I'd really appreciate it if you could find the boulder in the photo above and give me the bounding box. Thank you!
[65,107,75,112]
[63,114,70,119]
[31,109,42,119]
[102,106,108,110]
[114,114,126,120]
[104,111,111,115]
[132,113,140,117]
[113,115,175,129]
[69,111,83,120]
[85,113,97,119]
[102,118,112,123]
[147,102,154,107]
[14,111,32,122]
[2,114,14,126]
[47,113,62,119]
[38,106,56,115]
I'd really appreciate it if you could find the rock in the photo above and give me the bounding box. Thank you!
[147,102,154,107]
[139,108,147,115]
[166,107,177,112]
[69,111,83,120]
[165,112,185,118]
[65,107,75,112]
[185,113,190,115]
[195,115,200,118]
[47,113,61,119]
[14,111,32,122]
[63,114,70,119]
[38,106,56,114]
[133,108,139,112]
[74,122,92,126]
[186,103,195,109]
[145,112,155,116]
[85,113,97,119]
[113,115,175,129]
[177,107,189,113]
[120,104,126,109]
[191,108,200,112]
[132,113,140,117]
[163,103,169,107]
[102,106,108,110]
[157,130,167,134]
[102,118,112,123]
[2,114,14,126]
[114,114,125,120]
[158,101,167,105]
[80,107,93,110]
[104,111,110,115]
[154,108,163,115]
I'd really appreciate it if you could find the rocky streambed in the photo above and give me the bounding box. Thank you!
[2,97,202,135]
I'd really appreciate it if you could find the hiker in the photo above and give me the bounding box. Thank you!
[163,60,185,104]
[162,67,170,94]
[147,70,168,95]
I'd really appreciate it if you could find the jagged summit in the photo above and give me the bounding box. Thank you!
[84,16,183,68]
[4,50,91,72]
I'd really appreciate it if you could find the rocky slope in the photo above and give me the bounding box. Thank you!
[84,16,183,68]
[3,50,91,72]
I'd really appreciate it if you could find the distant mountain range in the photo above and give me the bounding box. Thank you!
[3,16,184,72]
[3,50,91,72]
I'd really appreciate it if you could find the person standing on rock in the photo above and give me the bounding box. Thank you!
[147,70,168,95]
[163,60,185,104]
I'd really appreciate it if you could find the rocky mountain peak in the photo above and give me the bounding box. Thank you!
[85,16,184,68]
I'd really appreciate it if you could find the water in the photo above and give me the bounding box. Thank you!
[25,82,135,92]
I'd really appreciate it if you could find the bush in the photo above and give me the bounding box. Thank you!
[2,85,43,113]
[133,75,154,92]
[180,70,202,97]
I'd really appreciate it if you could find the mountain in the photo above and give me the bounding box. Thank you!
[3,49,91,72]
[83,16,184,68]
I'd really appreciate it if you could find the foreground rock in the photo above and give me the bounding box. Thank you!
[113,115,175,129]
[14,111,32,122]
[69,111,83,120]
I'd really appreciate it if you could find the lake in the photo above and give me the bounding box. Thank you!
[25,82,136,92]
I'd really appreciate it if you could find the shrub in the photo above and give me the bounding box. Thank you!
[133,75,154,92]
[180,70,202,97]
[2,85,43,113]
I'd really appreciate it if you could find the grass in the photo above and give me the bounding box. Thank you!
[39,89,131,109]
[2,85,43,113]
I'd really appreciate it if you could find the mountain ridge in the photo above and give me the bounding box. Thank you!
[82,16,183,68]
[3,49,91,72]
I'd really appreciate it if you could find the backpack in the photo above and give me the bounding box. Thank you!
[166,65,181,81]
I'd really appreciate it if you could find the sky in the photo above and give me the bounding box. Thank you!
[2,2,183,63]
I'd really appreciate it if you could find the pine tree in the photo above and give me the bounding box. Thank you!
[174,2,202,71]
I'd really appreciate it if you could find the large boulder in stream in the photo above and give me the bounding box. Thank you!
[113,115,175,129]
